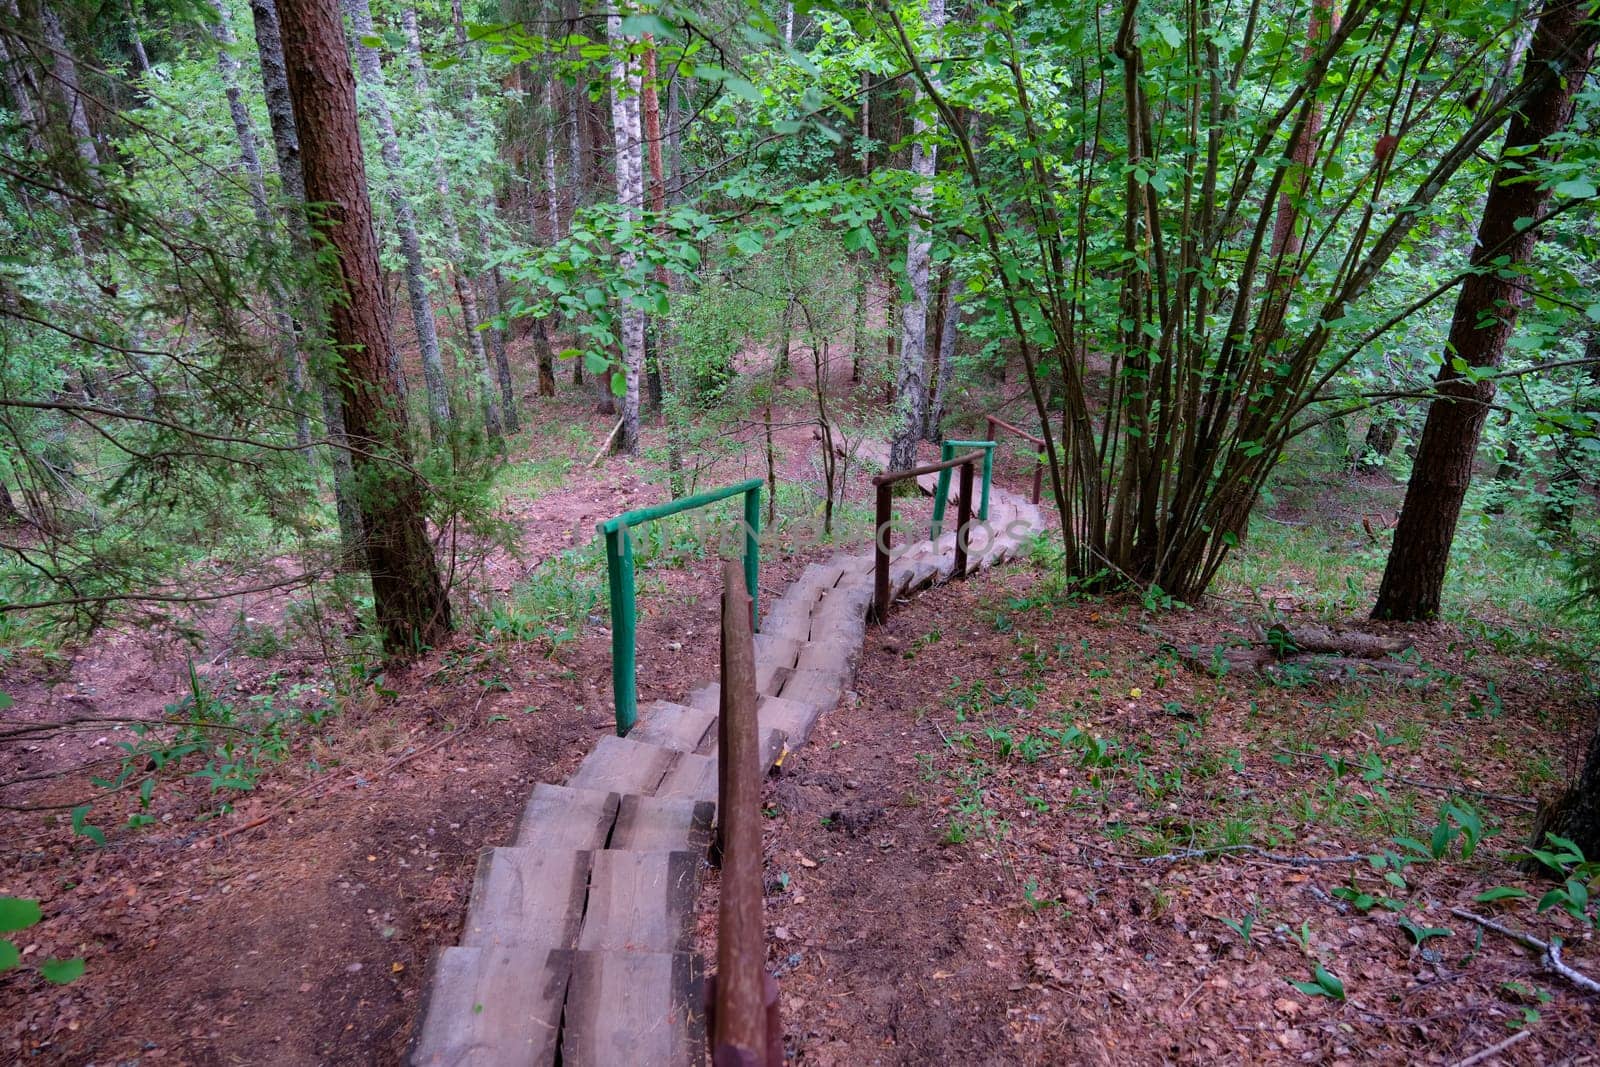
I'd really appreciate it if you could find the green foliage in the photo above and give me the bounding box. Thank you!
[0,897,83,984]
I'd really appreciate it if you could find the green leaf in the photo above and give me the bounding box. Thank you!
[1153,18,1182,47]
[0,898,41,933]
[1399,917,1452,945]
[1552,178,1597,199]
[609,370,627,398]
[583,350,610,375]
[1314,965,1346,999]
[732,233,763,256]
[617,13,673,38]
[0,939,17,974]
[39,957,85,985]
[71,804,106,848]
[0,692,12,710]
[1474,886,1530,903]
[722,76,763,104]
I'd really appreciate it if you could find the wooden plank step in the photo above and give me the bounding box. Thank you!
[559,950,705,1067]
[409,945,569,1067]
[655,752,717,804]
[691,727,787,779]
[460,848,592,950]
[576,850,700,954]
[776,668,844,718]
[567,735,676,796]
[513,783,618,850]
[795,636,860,674]
[759,692,828,747]
[752,633,800,669]
[610,795,714,853]
[626,701,716,753]
[755,661,790,696]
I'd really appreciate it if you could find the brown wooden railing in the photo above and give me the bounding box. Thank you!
[985,414,1045,505]
[871,451,984,623]
[709,558,781,1067]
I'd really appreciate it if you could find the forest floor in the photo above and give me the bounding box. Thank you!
[4,335,1596,1064]
[698,525,1600,1065]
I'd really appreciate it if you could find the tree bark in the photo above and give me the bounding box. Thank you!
[1529,717,1600,867]
[249,0,364,567]
[400,6,501,445]
[1374,5,1599,620]
[927,270,962,442]
[39,4,98,172]
[277,0,453,655]
[607,12,645,453]
[342,0,452,437]
[888,0,944,471]
[123,0,151,75]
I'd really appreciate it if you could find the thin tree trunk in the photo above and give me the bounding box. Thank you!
[277,0,452,655]
[342,0,452,437]
[1374,5,1599,620]
[123,0,151,75]
[450,0,519,429]
[927,274,962,442]
[888,0,944,471]
[607,12,644,454]
[248,0,363,565]
[212,0,313,449]
[39,5,98,171]
[400,6,501,445]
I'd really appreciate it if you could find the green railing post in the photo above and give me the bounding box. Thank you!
[932,440,995,538]
[604,522,639,736]
[742,486,761,631]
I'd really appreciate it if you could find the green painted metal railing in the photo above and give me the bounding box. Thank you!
[931,439,996,537]
[598,478,762,736]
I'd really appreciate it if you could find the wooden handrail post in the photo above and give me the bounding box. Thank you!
[954,459,973,579]
[872,481,891,623]
[713,558,769,1064]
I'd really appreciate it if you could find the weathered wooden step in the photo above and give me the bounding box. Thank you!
[610,795,714,853]
[567,735,675,795]
[752,633,801,669]
[626,701,716,753]
[559,950,705,1067]
[758,691,830,747]
[460,847,592,950]
[513,783,618,850]
[410,945,569,1066]
[795,636,861,674]
[655,752,717,804]
[576,850,700,954]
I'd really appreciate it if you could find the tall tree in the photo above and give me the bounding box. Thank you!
[400,5,501,444]
[341,0,452,438]
[888,0,944,471]
[275,0,453,654]
[608,10,645,453]
[1373,3,1600,621]
[248,0,365,564]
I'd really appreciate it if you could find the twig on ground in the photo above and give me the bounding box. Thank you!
[1448,1029,1532,1067]
[587,418,625,469]
[1449,907,1600,995]
[1139,844,1367,867]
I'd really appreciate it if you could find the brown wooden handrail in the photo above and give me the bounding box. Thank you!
[984,414,1045,505]
[871,451,983,623]
[710,559,781,1067]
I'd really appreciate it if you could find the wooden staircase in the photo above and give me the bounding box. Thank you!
[410,489,1043,1066]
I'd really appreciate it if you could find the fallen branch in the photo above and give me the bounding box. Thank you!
[587,418,624,469]
[1449,907,1600,995]
[1449,1029,1531,1067]
[1140,844,1367,867]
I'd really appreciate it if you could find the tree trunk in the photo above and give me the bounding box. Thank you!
[249,0,364,568]
[211,0,313,449]
[1529,717,1600,868]
[1373,5,1599,620]
[449,0,519,430]
[342,0,452,437]
[1362,414,1398,467]
[888,0,944,471]
[400,6,501,445]
[39,4,99,172]
[927,274,962,442]
[277,0,452,655]
[607,12,645,453]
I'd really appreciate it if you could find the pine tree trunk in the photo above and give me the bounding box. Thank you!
[342,0,452,437]
[1529,717,1600,866]
[888,0,944,471]
[401,7,501,445]
[277,0,452,655]
[249,0,363,567]
[1373,6,1599,621]
[607,12,645,454]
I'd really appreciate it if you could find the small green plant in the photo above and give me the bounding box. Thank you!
[1219,912,1256,946]
[1286,963,1346,1001]
[0,898,84,984]
[1517,834,1599,928]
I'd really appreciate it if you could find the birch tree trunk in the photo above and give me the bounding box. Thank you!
[341,0,453,438]
[607,11,645,454]
[888,0,945,471]
[277,0,452,655]
[248,0,364,565]
[401,6,501,444]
